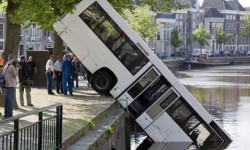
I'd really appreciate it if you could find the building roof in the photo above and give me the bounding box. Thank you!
[179,0,199,8]
[202,0,225,10]
[225,0,245,11]
[204,8,225,18]
[156,13,175,19]
[202,0,246,11]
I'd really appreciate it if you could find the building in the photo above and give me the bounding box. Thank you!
[155,0,249,58]
[0,13,6,52]
[0,14,54,56]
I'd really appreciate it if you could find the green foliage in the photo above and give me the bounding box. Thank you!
[215,25,229,44]
[170,28,183,49]
[170,28,183,57]
[192,24,211,50]
[136,0,187,12]
[107,126,114,135]
[90,120,96,129]
[122,5,158,40]
[0,1,7,13]
[241,14,250,45]
[12,0,81,31]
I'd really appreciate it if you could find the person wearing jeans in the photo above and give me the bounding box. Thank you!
[3,54,18,118]
[18,55,33,106]
[46,55,54,95]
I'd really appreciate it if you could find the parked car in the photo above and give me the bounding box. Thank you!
[192,49,212,57]
[223,51,230,56]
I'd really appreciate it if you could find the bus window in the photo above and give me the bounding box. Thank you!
[79,3,106,30]
[128,68,159,98]
[168,104,191,124]
[160,91,178,109]
[128,77,171,118]
[80,2,148,75]
[146,89,179,120]
[183,115,200,133]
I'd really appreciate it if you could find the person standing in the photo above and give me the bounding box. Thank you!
[18,56,33,106]
[72,56,80,88]
[46,55,55,95]
[54,55,63,94]
[62,55,73,95]
[3,54,18,118]
[27,56,37,80]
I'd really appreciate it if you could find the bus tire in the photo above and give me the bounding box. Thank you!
[91,71,114,94]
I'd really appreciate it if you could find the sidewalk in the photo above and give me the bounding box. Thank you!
[0,80,114,139]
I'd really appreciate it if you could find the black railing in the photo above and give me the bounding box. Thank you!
[0,104,63,150]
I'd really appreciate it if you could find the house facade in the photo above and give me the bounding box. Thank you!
[155,0,249,58]
[0,14,54,56]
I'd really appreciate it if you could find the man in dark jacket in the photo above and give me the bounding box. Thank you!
[18,55,33,106]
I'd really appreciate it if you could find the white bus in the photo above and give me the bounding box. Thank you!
[53,0,231,148]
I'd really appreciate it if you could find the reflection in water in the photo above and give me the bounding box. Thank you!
[178,64,250,150]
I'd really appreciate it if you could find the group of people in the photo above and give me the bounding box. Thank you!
[2,54,37,118]
[46,54,82,96]
[1,53,85,119]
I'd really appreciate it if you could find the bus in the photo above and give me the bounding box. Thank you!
[53,0,231,148]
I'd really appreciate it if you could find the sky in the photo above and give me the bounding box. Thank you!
[199,0,250,7]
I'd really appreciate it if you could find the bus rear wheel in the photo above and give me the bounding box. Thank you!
[91,71,114,94]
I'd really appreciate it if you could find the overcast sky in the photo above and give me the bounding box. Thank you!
[198,0,250,7]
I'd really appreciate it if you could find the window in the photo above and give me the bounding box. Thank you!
[128,76,171,118]
[80,2,148,75]
[183,115,200,133]
[167,99,192,124]
[0,42,3,50]
[128,68,159,98]
[0,24,3,39]
[160,91,178,109]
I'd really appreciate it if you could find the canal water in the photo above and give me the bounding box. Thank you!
[131,64,250,150]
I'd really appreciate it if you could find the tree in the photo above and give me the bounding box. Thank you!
[215,25,229,53]
[241,15,250,50]
[170,28,183,58]
[122,5,158,40]
[0,0,21,63]
[192,24,211,52]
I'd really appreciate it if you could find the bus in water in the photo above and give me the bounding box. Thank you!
[53,0,231,148]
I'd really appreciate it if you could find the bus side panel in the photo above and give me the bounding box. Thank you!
[53,21,67,36]
[144,112,192,142]
[60,28,90,61]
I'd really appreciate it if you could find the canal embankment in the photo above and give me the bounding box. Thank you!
[163,56,250,69]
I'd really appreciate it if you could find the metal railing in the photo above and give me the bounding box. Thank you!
[0,104,63,150]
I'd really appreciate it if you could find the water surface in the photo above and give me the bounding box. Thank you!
[177,64,250,150]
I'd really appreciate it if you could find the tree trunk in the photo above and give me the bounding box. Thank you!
[53,32,64,58]
[0,0,20,108]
